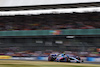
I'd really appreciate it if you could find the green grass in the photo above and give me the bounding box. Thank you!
[0,60,99,67]
[0,64,92,67]
[0,64,38,67]
[0,64,99,67]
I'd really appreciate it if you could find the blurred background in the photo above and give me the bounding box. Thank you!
[0,0,99,62]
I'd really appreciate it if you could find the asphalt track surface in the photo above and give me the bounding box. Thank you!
[83,61,100,64]
[23,60,100,64]
[0,59,100,64]
[0,60,99,67]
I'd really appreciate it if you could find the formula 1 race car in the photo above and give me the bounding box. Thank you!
[48,54,58,61]
[67,57,84,63]
[48,53,84,63]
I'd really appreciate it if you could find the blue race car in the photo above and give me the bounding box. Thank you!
[48,53,70,62]
[55,54,70,62]
[48,53,84,63]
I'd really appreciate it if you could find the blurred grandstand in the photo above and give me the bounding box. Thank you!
[0,0,99,58]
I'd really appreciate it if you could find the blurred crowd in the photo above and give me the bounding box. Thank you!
[4,50,100,57]
[0,12,100,57]
[0,12,100,31]
[0,48,99,57]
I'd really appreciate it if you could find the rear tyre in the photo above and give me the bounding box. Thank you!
[48,56,55,61]
[76,61,80,63]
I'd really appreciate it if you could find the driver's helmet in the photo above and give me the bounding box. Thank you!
[62,52,66,55]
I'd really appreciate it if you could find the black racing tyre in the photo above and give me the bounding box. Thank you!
[82,60,84,62]
[76,61,80,63]
[48,56,55,61]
